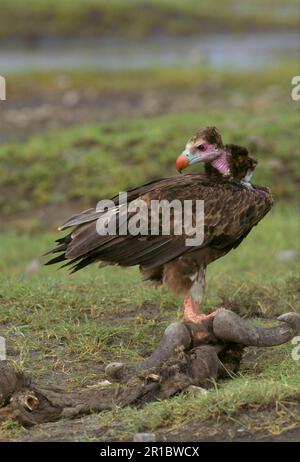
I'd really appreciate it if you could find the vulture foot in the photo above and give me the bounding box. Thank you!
[106,309,300,383]
[184,307,225,343]
[183,295,225,342]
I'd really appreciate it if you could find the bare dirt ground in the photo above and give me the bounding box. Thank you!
[0,88,207,145]
[1,399,298,442]
[0,77,262,146]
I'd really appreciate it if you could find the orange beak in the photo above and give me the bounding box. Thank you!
[176,153,189,173]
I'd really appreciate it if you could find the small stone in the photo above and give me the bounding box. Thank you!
[263,158,282,169]
[98,379,111,387]
[133,433,156,442]
[274,250,300,262]
[146,373,160,382]
[25,259,42,275]
[87,380,112,389]
[62,91,81,107]
[186,385,208,396]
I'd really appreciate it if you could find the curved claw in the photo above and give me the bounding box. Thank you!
[213,309,300,347]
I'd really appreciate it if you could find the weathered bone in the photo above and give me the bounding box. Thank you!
[1,310,297,426]
[106,310,300,380]
[0,343,239,426]
[106,322,191,381]
[213,310,300,347]
[0,361,31,406]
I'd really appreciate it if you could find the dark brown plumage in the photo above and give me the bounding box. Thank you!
[46,127,273,331]
[205,144,258,181]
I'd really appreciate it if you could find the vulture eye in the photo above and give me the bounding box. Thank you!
[197,144,205,151]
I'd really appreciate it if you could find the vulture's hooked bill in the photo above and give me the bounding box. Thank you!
[46,126,273,339]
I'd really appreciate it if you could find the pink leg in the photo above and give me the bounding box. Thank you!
[183,296,223,340]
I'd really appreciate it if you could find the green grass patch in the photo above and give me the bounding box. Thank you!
[6,62,297,98]
[0,100,299,224]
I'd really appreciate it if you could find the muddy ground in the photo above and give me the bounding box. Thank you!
[1,405,299,442]
[0,88,206,144]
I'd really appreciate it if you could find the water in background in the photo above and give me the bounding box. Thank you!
[0,31,297,72]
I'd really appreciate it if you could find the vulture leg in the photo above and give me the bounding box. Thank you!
[183,266,223,340]
[183,296,223,340]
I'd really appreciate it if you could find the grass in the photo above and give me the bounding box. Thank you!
[0,0,298,40]
[0,59,299,439]
[97,368,300,439]
[6,62,298,97]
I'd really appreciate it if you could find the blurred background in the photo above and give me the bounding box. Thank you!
[0,0,299,231]
[0,0,299,442]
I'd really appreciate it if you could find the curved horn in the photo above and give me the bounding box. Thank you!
[106,322,191,381]
[213,310,300,347]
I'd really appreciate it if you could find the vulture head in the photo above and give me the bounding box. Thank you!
[176,126,258,183]
[176,126,227,174]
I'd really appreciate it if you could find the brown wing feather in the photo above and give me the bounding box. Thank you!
[46,173,273,273]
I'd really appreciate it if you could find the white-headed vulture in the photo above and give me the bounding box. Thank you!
[46,127,273,340]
